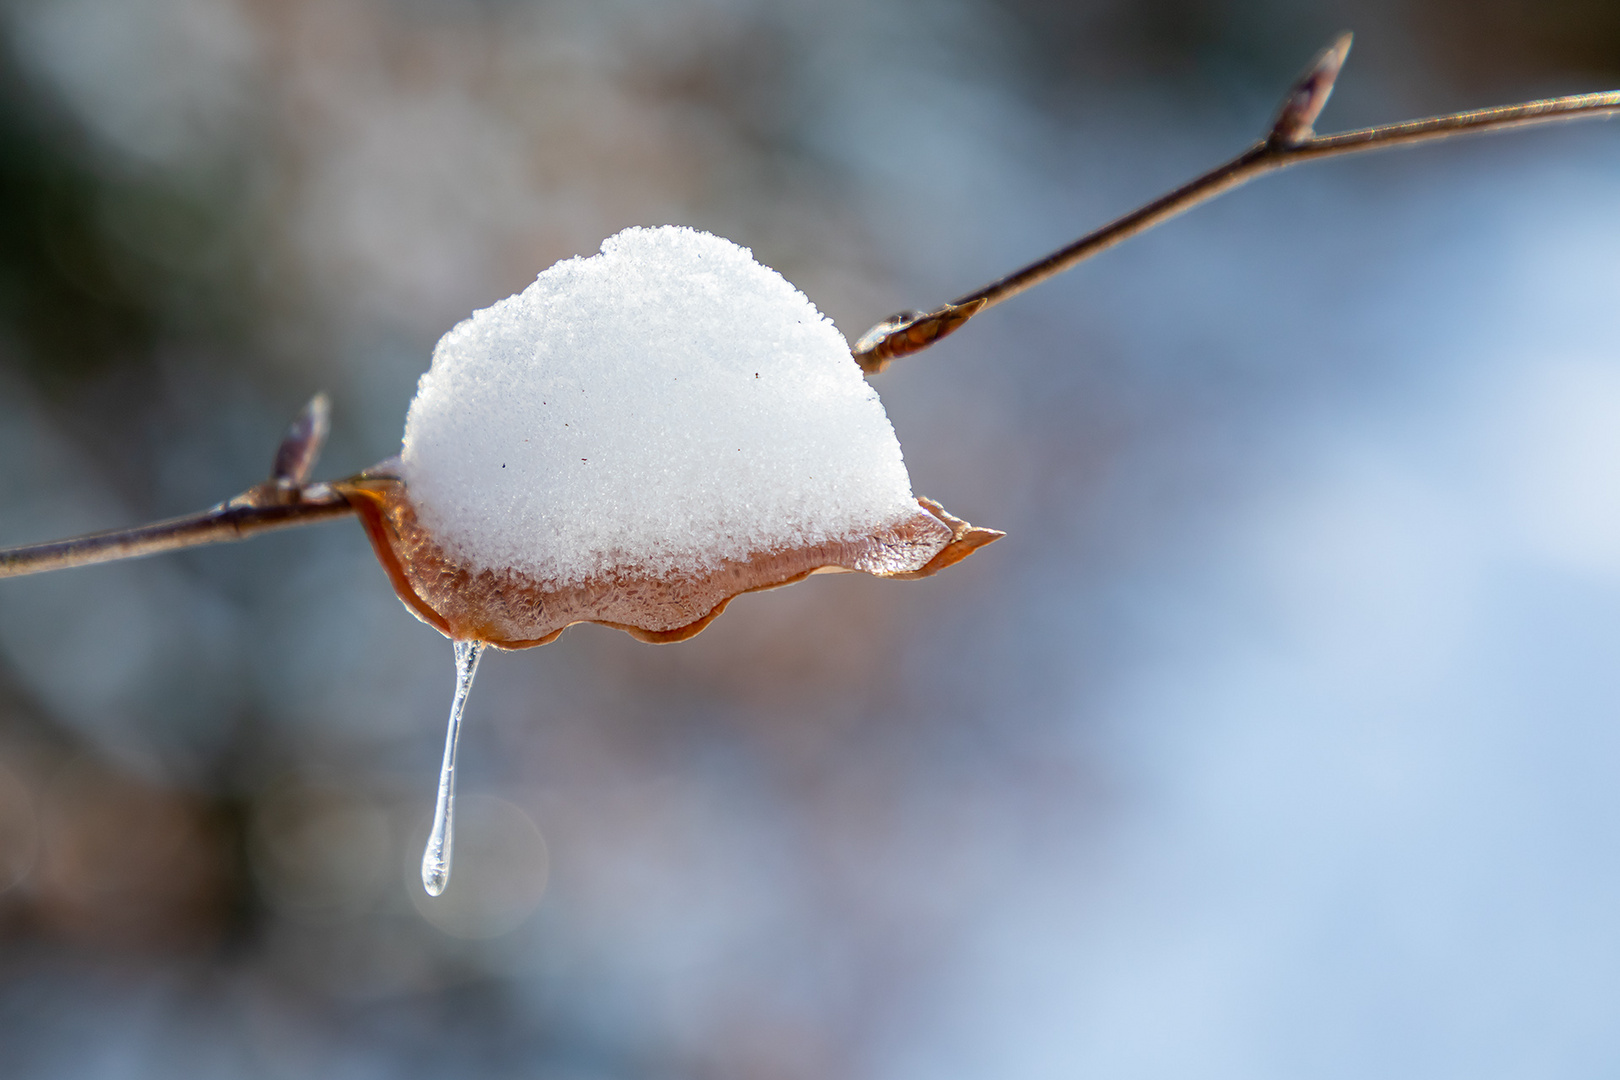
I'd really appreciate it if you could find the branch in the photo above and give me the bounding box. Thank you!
[852,33,1620,373]
[0,394,358,579]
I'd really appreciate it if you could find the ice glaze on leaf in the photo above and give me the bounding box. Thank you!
[341,474,1000,646]
[359,225,1002,647]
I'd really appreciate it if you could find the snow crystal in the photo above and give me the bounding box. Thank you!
[400,225,921,586]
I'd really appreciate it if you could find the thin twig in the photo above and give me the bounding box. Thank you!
[0,492,355,578]
[852,33,1620,373]
[0,394,359,579]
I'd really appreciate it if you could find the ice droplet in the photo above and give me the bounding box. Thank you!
[421,638,485,896]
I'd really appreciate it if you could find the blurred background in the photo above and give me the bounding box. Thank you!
[0,0,1618,1076]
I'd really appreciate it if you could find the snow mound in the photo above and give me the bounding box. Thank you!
[400,225,920,586]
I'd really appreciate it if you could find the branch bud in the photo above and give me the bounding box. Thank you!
[272,392,332,489]
[1270,32,1353,146]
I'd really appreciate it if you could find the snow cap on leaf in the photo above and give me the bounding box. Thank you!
[344,225,1000,646]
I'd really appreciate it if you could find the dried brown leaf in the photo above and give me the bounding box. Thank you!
[338,478,1002,647]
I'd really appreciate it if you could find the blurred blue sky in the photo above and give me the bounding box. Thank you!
[0,1,1618,1077]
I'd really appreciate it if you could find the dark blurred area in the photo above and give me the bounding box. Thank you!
[1,1,1618,1077]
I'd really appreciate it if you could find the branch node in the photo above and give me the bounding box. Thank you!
[1270,31,1353,147]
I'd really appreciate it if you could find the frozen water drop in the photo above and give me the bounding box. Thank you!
[421,638,485,896]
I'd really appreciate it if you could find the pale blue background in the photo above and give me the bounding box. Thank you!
[0,1,1617,1076]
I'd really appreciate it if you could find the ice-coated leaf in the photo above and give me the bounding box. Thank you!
[345,225,1000,646]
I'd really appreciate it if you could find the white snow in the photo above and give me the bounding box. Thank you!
[400,225,921,585]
